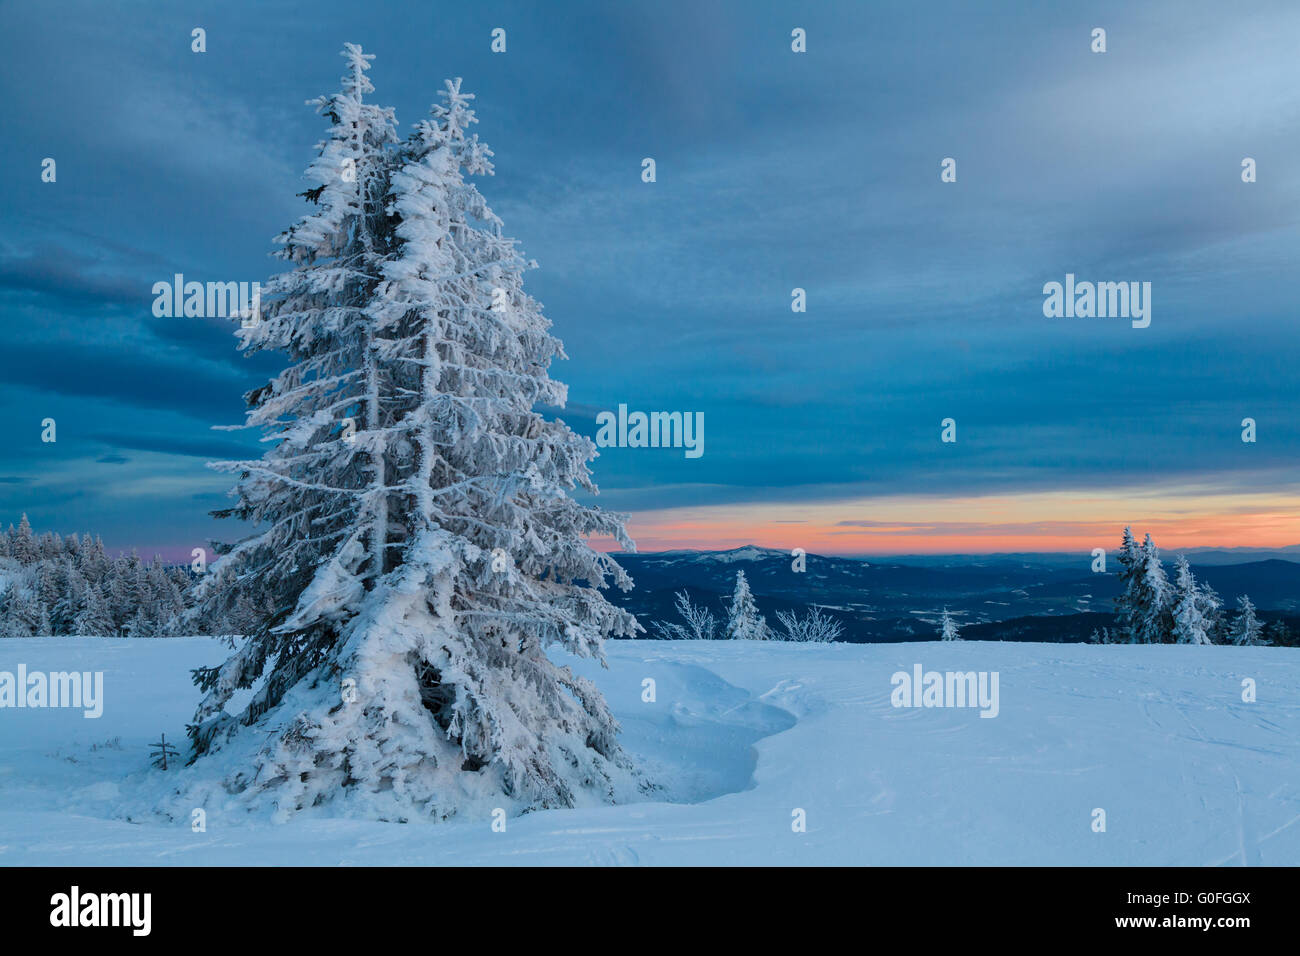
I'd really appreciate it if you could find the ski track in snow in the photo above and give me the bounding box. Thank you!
[0,638,1297,865]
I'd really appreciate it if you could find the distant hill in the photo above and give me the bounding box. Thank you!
[1191,559,1300,610]
[828,546,1300,567]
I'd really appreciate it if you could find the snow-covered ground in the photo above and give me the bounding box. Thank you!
[0,637,1296,865]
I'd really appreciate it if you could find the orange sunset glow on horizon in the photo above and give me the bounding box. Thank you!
[593,485,1300,556]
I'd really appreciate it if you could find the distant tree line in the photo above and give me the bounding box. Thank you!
[0,514,192,637]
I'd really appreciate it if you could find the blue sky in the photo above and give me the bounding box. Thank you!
[2,0,1299,556]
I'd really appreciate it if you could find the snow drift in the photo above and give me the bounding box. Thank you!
[0,637,1296,866]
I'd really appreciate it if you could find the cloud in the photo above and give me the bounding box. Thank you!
[0,247,143,307]
[0,340,253,420]
[88,431,258,462]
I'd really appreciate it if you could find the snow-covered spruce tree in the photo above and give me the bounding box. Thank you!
[1229,595,1264,646]
[0,585,43,637]
[1190,582,1222,642]
[49,562,84,633]
[939,606,961,641]
[1198,580,1226,644]
[73,583,116,636]
[1171,555,1213,645]
[1133,534,1174,644]
[1113,525,1142,641]
[185,60,643,821]
[723,569,769,640]
[10,514,35,564]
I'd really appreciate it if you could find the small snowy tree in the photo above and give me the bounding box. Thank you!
[1229,595,1265,646]
[939,606,961,641]
[1113,525,1142,641]
[651,590,715,640]
[1198,581,1227,644]
[145,560,186,635]
[1133,534,1174,644]
[50,563,85,633]
[0,586,43,637]
[675,590,717,640]
[775,606,843,643]
[11,514,35,564]
[1265,619,1289,646]
[73,583,116,636]
[648,619,687,640]
[724,570,769,640]
[1171,555,1213,645]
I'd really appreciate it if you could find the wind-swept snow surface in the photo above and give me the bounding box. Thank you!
[0,638,1296,865]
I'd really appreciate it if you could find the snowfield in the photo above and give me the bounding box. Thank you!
[0,637,1297,865]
